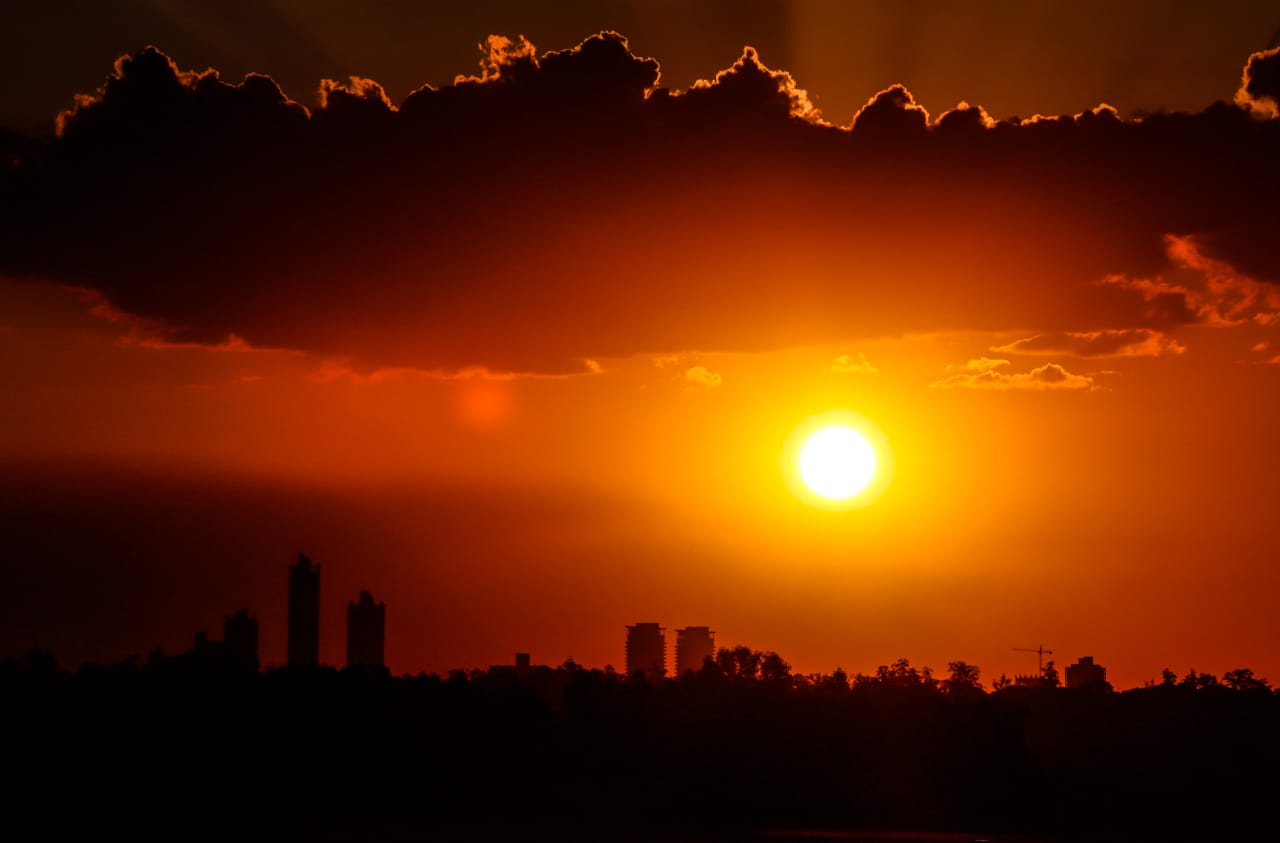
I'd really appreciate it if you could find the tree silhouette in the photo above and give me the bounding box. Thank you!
[1181,668,1219,689]
[759,651,791,684]
[1223,668,1271,691]
[943,660,982,695]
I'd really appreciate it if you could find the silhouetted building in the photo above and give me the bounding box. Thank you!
[346,590,385,670]
[288,553,321,667]
[675,626,715,675]
[224,608,259,672]
[625,622,665,680]
[192,630,224,657]
[1066,655,1108,688]
[487,652,547,676]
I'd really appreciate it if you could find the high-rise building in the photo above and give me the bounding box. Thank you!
[224,607,259,672]
[675,626,715,676]
[625,622,666,680]
[346,590,386,670]
[1065,656,1108,688]
[288,553,320,667]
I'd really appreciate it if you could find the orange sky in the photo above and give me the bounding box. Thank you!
[2,4,1279,689]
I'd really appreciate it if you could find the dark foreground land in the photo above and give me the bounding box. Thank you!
[4,655,1277,841]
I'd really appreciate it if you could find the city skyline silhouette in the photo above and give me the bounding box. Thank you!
[13,549,1247,697]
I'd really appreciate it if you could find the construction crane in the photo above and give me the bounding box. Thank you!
[1014,645,1053,672]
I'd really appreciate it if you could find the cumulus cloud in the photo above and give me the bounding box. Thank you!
[829,352,878,374]
[683,366,723,389]
[1236,47,1280,118]
[679,46,819,122]
[1,34,1278,375]
[930,362,1097,391]
[992,328,1185,358]
[851,84,929,136]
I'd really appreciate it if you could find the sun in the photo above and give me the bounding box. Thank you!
[783,410,891,510]
[799,426,876,500]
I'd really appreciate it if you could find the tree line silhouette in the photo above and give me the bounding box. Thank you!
[4,646,1277,840]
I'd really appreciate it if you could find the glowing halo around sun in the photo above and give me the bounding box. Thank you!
[783,410,892,510]
[799,426,876,499]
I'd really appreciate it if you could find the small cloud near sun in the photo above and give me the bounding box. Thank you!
[945,357,1010,374]
[829,352,879,375]
[931,361,1098,391]
[683,366,723,390]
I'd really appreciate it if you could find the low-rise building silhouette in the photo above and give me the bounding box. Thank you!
[288,553,320,667]
[625,622,666,680]
[224,608,259,672]
[1066,655,1108,688]
[675,626,715,675]
[188,630,226,671]
[487,652,548,676]
[347,590,386,670]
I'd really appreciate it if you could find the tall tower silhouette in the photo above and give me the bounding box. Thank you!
[288,553,320,667]
[675,626,715,676]
[346,590,386,670]
[625,622,666,680]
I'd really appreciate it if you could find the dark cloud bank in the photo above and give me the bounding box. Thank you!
[2,34,1278,373]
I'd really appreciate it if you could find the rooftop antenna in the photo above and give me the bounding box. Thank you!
[1014,644,1054,673]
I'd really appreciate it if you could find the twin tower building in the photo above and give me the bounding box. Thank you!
[288,553,386,670]
[625,622,715,681]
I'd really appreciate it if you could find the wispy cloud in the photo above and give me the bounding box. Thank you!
[1101,235,1280,329]
[992,328,1185,358]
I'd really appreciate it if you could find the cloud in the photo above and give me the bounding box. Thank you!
[1236,47,1280,118]
[683,366,723,389]
[992,328,1185,358]
[829,352,878,374]
[958,357,1009,373]
[851,84,929,136]
[679,46,819,123]
[1102,235,1280,329]
[930,362,1097,391]
[2,35,1279,375]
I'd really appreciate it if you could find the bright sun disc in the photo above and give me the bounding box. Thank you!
[798,426,877,500]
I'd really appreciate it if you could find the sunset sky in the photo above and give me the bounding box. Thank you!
[3,1,1279,689]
